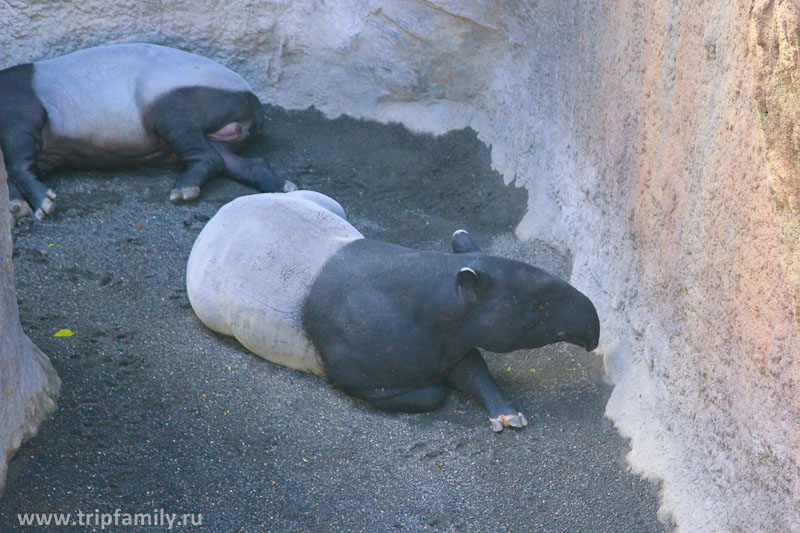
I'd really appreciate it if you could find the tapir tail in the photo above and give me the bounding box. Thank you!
[248,93,266,135]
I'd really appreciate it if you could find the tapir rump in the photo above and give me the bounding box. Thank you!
[0,43,295,221]
[186,191,600,432]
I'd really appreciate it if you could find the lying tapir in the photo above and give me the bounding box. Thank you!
[0,43,295,221]
[186,191,600,432]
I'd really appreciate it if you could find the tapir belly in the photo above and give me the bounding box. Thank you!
[37,124,170,171]
[186,192,363,375]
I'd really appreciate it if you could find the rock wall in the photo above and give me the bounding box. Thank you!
[591,3,800,530]
[1,0,799,530]
[0,150,60,497]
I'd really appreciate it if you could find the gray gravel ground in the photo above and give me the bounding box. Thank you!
[0,107,666,532]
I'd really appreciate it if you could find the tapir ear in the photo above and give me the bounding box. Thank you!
[457,266,481,290]
[452,229,481,253]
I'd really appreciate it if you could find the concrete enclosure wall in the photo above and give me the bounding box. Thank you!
[1,1,799,530]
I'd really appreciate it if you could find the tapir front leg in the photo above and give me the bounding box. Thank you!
[7,179,33,221]
[0,65,55,220]
[0,122,55,220]
[445,348,528,432]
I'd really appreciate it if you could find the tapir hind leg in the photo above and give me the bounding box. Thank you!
[445,349,528,432]
[147,87,293,202]
[209,141,296,193]
[156,128,225,203]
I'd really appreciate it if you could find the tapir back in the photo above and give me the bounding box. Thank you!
[186,191,363,375]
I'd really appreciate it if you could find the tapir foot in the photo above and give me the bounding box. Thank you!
[9,198,33,221]
[489,412,528,433]
[34,189,56,220]
[169,185,201,203]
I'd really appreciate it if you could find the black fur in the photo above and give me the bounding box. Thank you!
[0,64,51,210]
[143,87,283,194]
[301,232,600,421]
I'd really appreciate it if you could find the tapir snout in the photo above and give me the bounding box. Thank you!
[556,289,600,352]
[520,277,600,353]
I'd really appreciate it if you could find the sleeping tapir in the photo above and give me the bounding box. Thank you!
[186,191,600,432]
[0,43,295,221]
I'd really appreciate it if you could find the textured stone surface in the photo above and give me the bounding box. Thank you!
[1,0,798,530]
[0,151,60,497]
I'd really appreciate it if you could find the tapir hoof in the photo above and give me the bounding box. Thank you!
[34,189,57,220]
[169,185,201,203]
[9,198,33,221]
[283,180,298,193]
[489,412,528,433]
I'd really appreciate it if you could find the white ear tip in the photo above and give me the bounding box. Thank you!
[453,229,468,237]
[459,267,476,275]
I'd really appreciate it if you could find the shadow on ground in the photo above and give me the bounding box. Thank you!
[0,107,664,532]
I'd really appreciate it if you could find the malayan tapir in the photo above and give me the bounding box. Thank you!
[0,43,295,221]
[186,191,600,432]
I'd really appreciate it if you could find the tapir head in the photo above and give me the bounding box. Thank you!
[451,230,600,354]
